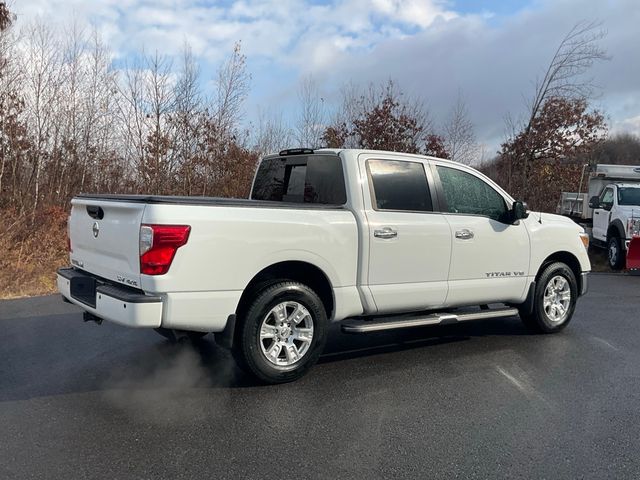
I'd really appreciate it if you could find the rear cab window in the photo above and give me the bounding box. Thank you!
[251,154,347,205]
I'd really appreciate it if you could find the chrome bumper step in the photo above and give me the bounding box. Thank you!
[341,307,519,334]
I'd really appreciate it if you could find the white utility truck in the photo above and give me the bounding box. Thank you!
[558,164,640,269]
[59,149,590,383]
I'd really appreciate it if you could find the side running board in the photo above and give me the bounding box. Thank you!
[341,307,519,334]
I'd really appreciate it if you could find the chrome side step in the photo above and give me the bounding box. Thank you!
[341,307,519,334]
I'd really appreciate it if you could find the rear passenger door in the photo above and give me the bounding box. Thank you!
[432,163,530,305]
[361,156,452,314]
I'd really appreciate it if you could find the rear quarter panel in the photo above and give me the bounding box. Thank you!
[140,204,359,293]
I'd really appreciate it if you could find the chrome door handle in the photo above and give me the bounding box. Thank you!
[374,227,397,239]
[455,229,474,240]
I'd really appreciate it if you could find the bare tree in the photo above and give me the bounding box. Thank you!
[144,51,174,193]
[171,43,203,194]
[501,20,609,198]
[80,26,118,193]
[443,91,477,164]
[295,75,325,148]
[115,58,147,187]
[214,41,250,136]
[253,109,293,157]
[21,20,63,213]
[0,1,18,199]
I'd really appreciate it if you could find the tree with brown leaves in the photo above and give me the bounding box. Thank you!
[499,21,609,202]
[321,80,447,157]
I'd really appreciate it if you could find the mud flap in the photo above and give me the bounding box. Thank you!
[626,236,640,275]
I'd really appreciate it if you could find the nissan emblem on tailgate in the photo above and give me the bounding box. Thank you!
[92,222,99,238]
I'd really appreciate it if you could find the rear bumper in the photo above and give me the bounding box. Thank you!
[57,268,163,328]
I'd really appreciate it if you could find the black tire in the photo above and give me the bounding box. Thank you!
[233,281,328,384]
[519,262,578,333]
[153,328,208,343]
[607,235,625,270]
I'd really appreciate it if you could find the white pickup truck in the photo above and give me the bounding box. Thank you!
[58,148,590,383]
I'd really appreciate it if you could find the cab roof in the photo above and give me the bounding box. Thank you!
[265,148,458,167]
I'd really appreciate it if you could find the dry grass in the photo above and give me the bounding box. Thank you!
[0,207,68,299]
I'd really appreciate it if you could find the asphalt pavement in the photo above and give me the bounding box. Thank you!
[1,274,639,479]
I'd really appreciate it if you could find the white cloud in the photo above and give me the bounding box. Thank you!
[612,115,640,137]
[10,0,640,152]
[372,0,457,27]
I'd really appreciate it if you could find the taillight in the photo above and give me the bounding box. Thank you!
[139,224,191,275]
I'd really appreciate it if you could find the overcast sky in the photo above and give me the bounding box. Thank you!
[13,0,640,155]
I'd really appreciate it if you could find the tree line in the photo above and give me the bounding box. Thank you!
[0,3,631,219]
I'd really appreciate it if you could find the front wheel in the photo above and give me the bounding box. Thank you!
[233,281,328,384]
[608,235,625,270]
[519,262,578,333]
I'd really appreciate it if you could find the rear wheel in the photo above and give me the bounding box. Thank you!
[607,235,625,270]
[519,262,577,333]
[233,281,328,384]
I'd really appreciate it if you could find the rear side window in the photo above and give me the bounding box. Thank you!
[367,159,433,212]
[436,166,507,221]
[251,155,347,205]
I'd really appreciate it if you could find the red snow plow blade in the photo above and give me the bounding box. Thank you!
[627,236,640,275]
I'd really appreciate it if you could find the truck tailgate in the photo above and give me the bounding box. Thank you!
[69,197,145,288]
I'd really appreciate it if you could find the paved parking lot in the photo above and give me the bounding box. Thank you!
[1,274,639,479]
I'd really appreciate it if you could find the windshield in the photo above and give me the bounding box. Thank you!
[617,187,640,206]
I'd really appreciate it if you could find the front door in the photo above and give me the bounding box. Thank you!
[433,164,530,305]
[362,157,452,314]
[592,187,614,242]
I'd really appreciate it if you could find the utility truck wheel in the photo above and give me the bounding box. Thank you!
[234,281,328,384]
[607,235,624,270]
[519,262,577,333]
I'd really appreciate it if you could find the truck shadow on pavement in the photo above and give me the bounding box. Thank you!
[1,313,534,402]
[92,316,536,393]
[319,316,533,364]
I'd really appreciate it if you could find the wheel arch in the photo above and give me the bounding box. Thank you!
[607,219,625,240]
[536,251,583,293]
[235,261,334,322]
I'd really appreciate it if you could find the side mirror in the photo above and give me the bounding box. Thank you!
[511,201,529,222]
[588,196,600,209]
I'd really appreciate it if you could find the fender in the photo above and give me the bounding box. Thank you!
[607,218,626,240]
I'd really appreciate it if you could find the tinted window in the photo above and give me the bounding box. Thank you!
[251,155,346,205]
[368,159,432,212]
[618,187,640,206]
[436,166,507,221]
